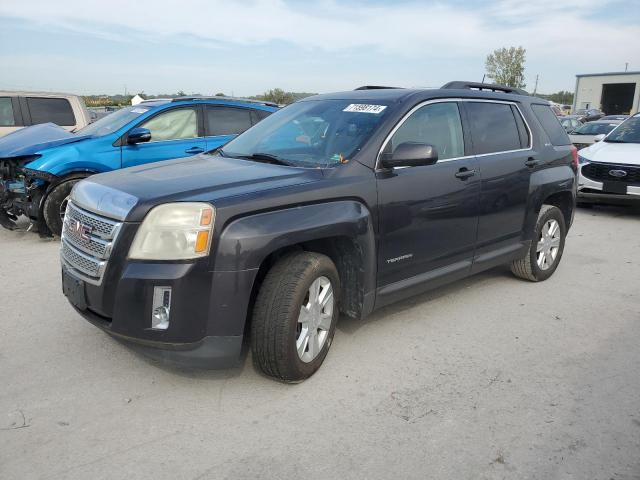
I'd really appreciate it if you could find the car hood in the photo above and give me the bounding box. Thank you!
[579,141,640,166]
[71,154,323,222]
[0,123,91,158]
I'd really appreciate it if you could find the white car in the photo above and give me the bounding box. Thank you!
[578,113,640,202]
[0,91,91,137]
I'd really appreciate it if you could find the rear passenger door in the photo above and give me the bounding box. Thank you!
[0,96,23,137]
[204,106,255,151]
[462,101,534,269]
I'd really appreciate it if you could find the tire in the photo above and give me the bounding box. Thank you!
[511,205,566,282]
[251,251,340,382]
[43,179,82,236]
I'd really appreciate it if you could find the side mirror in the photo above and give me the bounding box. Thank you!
[380,142,438,168]
[127,127,151,144]
[593,134,606,142]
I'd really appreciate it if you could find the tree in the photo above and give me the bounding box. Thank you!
[255,88,295,105]
[215,92,226,97]
[485,47,526,89]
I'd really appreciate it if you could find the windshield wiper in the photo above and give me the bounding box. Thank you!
[604,139,626,143]
[238,153,292,166]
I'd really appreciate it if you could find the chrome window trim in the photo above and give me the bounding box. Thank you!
[375,98,534,171]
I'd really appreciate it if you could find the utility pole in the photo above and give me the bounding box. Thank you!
[625,62,629,72]
[533,74,539,95]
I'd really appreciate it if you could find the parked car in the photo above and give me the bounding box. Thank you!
[0,91,91,137]
[578,113,640,203]
[575,108,604,122]
[0,97,278,235]
[550,104,565,116]
[60,81,577,382]
[600,114,629,121]
[560,115,583,133]
[569,119,622,150]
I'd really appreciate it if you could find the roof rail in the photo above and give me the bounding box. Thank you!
[441,81,529,96]
[170,96,279,107]
[354,85,402,90]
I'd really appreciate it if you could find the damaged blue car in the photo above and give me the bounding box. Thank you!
[0,97,278,235]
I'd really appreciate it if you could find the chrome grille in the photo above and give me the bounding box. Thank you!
[61,201,122,285]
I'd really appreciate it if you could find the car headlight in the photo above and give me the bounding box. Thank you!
[578,155,589,165]
[129,202,215,260]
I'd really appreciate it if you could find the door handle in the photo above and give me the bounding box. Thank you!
[525,157,540,167]
[185,147,205,154]
[454,168,476,180]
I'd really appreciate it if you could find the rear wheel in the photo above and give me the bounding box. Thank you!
[251,251,339,382]
[511,205,566,282]
[43,179,82,236]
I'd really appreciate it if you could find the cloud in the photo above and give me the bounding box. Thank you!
[1,0,637,63]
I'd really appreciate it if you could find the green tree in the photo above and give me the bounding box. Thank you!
[215,92,226,96]
[255,88,295,105]
[485,46,527,89]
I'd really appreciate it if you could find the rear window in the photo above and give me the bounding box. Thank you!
[465,102,523,154]
[27,97,75,126]
[0,97,16,126]
[206,106,253,136]
[531,104,571,146]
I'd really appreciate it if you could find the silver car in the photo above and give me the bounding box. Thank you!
[569,119,622,150]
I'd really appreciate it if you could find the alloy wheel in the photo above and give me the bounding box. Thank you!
[536,219,561,271]
[296,276,334,363]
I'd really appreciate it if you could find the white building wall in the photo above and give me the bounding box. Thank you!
[573,73,640,114]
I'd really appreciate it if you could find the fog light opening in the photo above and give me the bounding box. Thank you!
[151,286,172,330]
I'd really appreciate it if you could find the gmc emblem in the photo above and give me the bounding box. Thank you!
[72,220,93,241]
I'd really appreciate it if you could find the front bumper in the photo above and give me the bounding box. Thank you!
[62,251,258,369]
[578,164,640,202]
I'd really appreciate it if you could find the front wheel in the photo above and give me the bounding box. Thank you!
[251,252,340,382]
[511,205,567,282]
[42,179,82,236]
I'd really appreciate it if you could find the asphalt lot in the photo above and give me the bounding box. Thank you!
[1,205,639,480]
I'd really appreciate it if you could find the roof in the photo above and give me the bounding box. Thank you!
[302,87,541,105]
[576,71,640,78]
[0,90,80,98]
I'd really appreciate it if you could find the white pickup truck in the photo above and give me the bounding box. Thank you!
[0,91,91,137]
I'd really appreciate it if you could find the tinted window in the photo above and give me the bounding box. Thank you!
[511,105,530,148]
[0,97,15,126]
[389,102,465,160]
[27,97,75,126]
[140,108,198,142]
[206,107,253,136]
[252,109,272,123]
[531,104,571,145]
[466,102,522,154]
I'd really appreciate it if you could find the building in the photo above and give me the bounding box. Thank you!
[572,71,640,115]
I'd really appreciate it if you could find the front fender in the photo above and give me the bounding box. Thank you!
[205,201,377,336]
[213,200,375,275]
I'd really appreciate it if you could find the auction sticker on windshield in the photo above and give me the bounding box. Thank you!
[343,104,387,114]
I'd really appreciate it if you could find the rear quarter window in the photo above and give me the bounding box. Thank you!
[531,104,571,146]
[26,97,76,126]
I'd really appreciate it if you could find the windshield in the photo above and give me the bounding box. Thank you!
[76,106,151,137]
[219,100,390,167]
[573,122,618,135]
[605,115,640,143]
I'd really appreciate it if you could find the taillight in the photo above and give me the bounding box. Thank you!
[570,145,578,169]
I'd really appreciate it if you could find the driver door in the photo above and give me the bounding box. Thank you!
[121,107,206,168]
[376,101,480,298]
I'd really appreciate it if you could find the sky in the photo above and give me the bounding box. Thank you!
[0,0,639,97]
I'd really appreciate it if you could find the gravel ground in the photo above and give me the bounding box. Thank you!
[1,205,639,480]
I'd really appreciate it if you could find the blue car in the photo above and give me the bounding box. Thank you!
[0,97,278,235]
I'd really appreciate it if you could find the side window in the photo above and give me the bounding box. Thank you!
[140,108,198,142]
[206,107,253,136]
[251,109,273,125]
[510,105,530,148]
[531,104,571,146]
[388,102,465,160]
[0,97,16,126]
[26,97,75,126]
[465,102,522,154]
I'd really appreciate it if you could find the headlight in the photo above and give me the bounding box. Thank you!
[129,202,215,260]
[578,155,589,164]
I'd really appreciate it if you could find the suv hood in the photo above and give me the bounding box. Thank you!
[72,154,323,221]
[0,123,91,158]
[580,141,640,166]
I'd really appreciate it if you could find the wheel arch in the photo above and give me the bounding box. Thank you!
[212,200,377,338]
